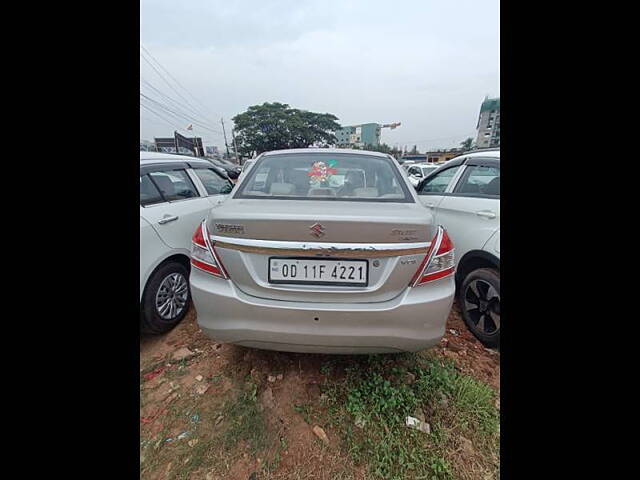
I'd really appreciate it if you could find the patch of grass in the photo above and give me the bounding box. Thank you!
[221,381,268,454]
[323,353,499,480]
[320,360,333,376]
[164,361,190,380]
[263,435,289,474]
[293,403,315,425]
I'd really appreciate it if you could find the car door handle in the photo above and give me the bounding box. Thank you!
[424,202,435,208]
[158,214,179,224]
[476,210,496,219]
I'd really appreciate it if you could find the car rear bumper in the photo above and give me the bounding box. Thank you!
[190,268,455,354]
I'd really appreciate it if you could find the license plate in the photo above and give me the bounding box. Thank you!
[268,258,368,286]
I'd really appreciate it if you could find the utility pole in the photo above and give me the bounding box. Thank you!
[220,118,231,159]
[231,128,240,165]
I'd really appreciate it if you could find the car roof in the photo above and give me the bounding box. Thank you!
[140,151,211,166]
[139,151,228,175]
[140,151,202,163]
[261,148,392,159]
[462,150,500,159]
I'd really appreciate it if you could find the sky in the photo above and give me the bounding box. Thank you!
[140,0,499,152]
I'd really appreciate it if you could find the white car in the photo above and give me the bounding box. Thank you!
[236,159,254,183]
[416,149,500,346]
[140,152,234,333]
[406,163,440,188]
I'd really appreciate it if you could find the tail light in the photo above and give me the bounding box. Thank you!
[410,226,455,286]
[191,221,228,279]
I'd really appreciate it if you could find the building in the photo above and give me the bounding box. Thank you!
[426,151,462,163]
[335,123,381,148]
[475,97,500,148]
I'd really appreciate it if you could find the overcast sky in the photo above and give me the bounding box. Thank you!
[140,0,499,152]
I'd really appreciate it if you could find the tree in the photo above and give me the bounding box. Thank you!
[460,137,474,151]
[232,102,340,156]
[362,142,402,158]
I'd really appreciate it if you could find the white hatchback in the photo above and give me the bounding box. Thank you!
[416,150,500,346]
[139,152,234,334]
[406,163,440,188]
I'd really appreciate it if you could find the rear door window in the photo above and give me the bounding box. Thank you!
[418,166,461,194]
[421,166,437,177]
[148,169,199,202]
[453,165,500,197]
[193,168,234,195]
[140,174,164,206]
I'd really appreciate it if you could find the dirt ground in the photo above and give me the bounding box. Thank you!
[140,304,500,479]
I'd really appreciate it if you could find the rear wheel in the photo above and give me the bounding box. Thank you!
[141,261,191,335]
[459,268,500,347]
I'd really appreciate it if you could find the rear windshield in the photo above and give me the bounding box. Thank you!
[234,153,414,202]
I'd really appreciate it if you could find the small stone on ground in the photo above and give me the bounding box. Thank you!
[171,347,194,362]
[312,425,330,445]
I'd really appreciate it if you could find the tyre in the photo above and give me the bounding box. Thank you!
[141,261,191,335]
[458,268,500,347]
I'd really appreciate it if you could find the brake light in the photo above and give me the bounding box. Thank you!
[190,221,228,279]
[410,226,455,286]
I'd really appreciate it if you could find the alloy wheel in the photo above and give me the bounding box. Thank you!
[155,272,189,320]
[463,279,500,335]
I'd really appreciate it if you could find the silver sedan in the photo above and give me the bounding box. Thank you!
[190,148,455,354]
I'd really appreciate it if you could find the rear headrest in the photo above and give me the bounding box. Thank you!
[460,183,480,194]
[484,177,500,195]
[345,171,364,188]
[353,187,379,197]
[270,182,296,195]
[153,175,175,198]
[308,188,335,196]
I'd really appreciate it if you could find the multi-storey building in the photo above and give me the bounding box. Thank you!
[335,123,381,148]
[475,97,500,148]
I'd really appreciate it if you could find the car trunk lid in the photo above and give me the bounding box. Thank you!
[207,199,436,303]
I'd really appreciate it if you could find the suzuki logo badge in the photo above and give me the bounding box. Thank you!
[309,223,325,238]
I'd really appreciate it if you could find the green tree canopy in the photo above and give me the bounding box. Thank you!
[232,102,340,156]
[361,143,402,158]
[460,137,474,150]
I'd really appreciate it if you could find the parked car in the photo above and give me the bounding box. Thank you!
[140,152,234,334]
[401,160,416,169]
[189,148,456,354]
[406,163,440,188]
[207,157,242,180]
[399,154,428,165]
[416,150,500,347]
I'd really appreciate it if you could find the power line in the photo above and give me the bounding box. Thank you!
[141,100,224,153]
[141,44,215,118]
[140,98,189,129]
[141,104,223,157]
[140,103,183,131]
[138,68,223,134]
[140,114,174,128]
[140,76,215,129]
[139,50,209,122]
[140,93,223,135]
